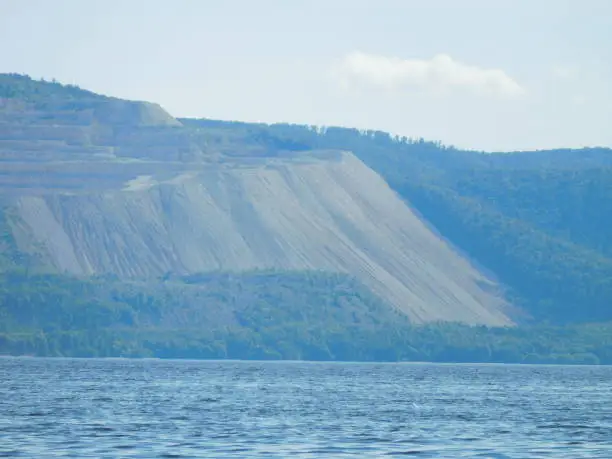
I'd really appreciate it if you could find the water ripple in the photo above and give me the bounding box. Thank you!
[1,358,612,458]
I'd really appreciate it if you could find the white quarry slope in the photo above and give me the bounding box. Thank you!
[13,151,512,325]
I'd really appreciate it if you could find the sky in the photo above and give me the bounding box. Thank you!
[1,0,611,151]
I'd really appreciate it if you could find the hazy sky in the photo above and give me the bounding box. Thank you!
[2,0,611,151]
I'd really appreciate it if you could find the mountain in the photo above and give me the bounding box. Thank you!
[0,74,510,325]
[1,74,611,363]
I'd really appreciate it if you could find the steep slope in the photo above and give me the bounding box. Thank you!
[176,119,612,324]
[6,150,510,325]
[0,74,514,326]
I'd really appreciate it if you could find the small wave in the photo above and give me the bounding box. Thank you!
[89,425,115,432]
[386,451,430,456]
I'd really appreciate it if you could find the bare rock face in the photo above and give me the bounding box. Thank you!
[0,75,513,326]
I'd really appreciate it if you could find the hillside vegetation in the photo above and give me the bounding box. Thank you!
[1,270,611,364]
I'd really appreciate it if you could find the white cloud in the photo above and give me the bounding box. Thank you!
[332,51,525,98]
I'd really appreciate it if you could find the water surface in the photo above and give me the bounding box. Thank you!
[1,358,611,457]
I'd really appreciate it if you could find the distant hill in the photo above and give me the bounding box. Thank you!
[0,74,511,326]
[1,74,611,362]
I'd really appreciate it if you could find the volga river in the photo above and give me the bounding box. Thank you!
[1,358,611,458]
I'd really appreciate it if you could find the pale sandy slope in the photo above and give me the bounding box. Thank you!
[13,151,512,325]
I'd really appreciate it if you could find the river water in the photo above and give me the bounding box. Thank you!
[1,358,611,458]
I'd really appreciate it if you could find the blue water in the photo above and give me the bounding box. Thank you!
[1,358,611,458]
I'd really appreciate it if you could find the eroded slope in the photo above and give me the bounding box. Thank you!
[9,151,511,325]
[0,74,513,326]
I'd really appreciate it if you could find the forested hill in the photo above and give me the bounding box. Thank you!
[1,74,612,362]
[179,118,612,324]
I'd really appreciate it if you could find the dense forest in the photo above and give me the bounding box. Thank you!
[1,270,611,364]
[1,75,612,363]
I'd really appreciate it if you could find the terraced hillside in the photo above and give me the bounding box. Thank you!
[0,74,511,326]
